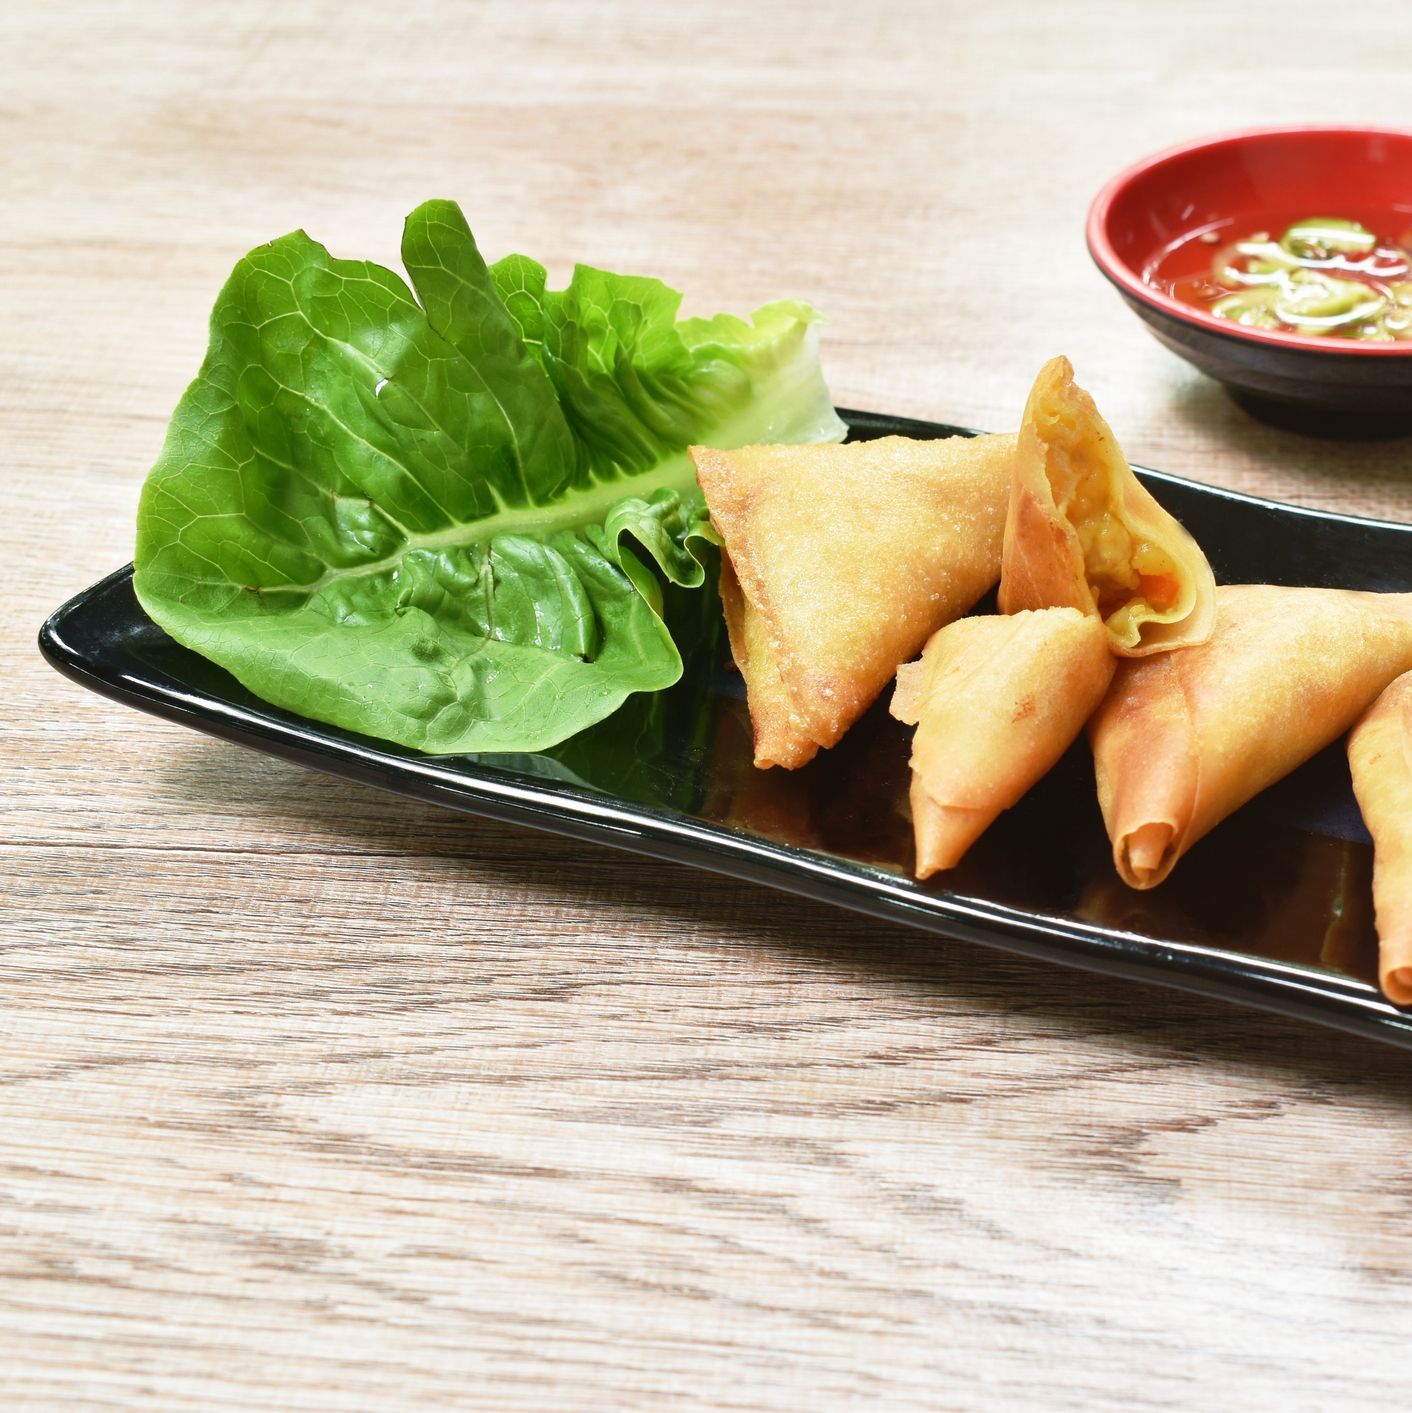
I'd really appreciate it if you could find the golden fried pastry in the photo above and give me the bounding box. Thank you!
[891,607,1115,877]
[692,434,1016,769]
[1349,671,1412,1004]
[1092,585,1412,889]
[1000,356,1215,656]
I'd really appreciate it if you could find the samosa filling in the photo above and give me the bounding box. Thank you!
[1049,443,1180,628]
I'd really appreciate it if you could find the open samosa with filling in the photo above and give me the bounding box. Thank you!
[1349,671,1412,1005]
[890,359,1208,876]
[692,434,1016,769]
[1000,356,1215,655]
[1092,584,1412,890]
[891,608,1114,878]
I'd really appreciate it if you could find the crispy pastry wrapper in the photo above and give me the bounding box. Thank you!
[890,607,1115,878]
[1092,584,1412,890]
[693,434,1016,770]
[1349,671,1412,1005]
[999,356,1216,656]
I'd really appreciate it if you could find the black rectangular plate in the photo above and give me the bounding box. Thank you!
[38,410,1412,1049]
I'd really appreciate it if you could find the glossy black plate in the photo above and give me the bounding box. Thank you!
[38,410,1412,1049]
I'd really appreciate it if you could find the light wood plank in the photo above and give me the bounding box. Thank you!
[6,1,1412,1408]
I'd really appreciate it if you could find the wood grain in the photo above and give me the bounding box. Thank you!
[6,1,1412,1408]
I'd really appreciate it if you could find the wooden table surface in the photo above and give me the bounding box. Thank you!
[7,3,1412,1408]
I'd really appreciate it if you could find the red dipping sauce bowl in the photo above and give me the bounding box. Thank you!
[1087,126,1412,438]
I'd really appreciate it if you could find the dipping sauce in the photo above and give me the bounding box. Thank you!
[1151,215,1412,341]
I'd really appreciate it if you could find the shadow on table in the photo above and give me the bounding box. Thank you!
[1162,377,1412,507]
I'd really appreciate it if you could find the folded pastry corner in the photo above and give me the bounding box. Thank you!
[1349,671,1412,1005]
[999,356,1216,657]
[692,433,1017,769]
[715,554,815,771]
[889,607,1115,878]
[1092,584,1412,890]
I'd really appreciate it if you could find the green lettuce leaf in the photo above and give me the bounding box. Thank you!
[134,200,844,753]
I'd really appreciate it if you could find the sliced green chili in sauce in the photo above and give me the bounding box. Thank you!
[1172,217,1412,341]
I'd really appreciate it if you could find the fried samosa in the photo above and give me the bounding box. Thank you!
[1092,585,1412,890]
[692,434,1016,769]
[890,608,1115,878]
[1349,671,1412,1005]
[999,357,1215,656]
